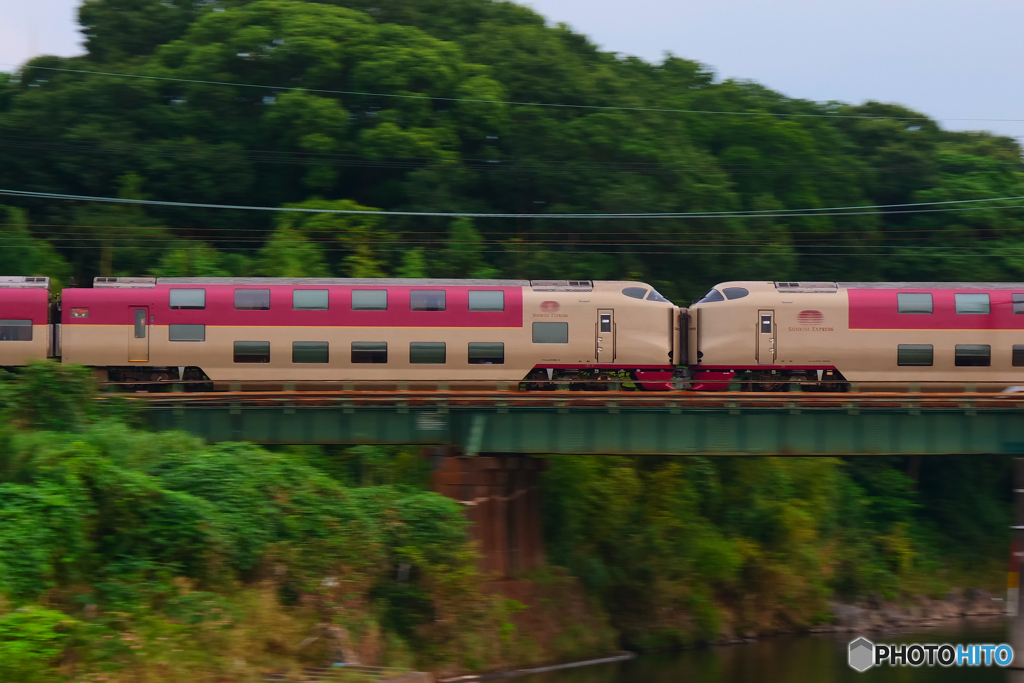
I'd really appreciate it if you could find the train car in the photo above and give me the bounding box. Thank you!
[0,276,52,367]
[688,280,1024,391]
[60,277,681,387]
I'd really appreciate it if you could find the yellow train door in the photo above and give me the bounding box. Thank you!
[756,309,776,364]
[596,309,615,363]
[128,307,150,362]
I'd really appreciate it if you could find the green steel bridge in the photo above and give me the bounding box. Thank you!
[135,389,1024,456]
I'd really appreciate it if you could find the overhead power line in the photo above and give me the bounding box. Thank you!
[15,64,1023,124]
[2,187,1024,219]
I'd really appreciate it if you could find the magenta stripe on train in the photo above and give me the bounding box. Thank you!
[848,288,1024,330]
[61,284,524,328]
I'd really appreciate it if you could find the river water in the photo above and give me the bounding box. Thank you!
[517,621,1015,683]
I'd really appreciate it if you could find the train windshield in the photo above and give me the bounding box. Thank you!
[646,289,670,303]
[695,288,725,304]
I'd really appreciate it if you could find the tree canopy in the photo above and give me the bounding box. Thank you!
[1,0,1022,300]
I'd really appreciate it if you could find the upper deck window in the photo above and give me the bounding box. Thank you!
[169,289,205,310]
[696,289,725,304]
[293,290,328,310]
[723,287,748,300]
[469,291,504,311]
[955,293,989,314]
[0,320,32,341]
[622,287,648,300]
[898,293,933,314]
[235,289,270,310]
[1013,294,1024,314]
[352,290,387,311]
[411,290,445,311]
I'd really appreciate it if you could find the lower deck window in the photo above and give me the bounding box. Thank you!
[169,324,205,342]
[533,322,568,343]
[469,342,504,364]
[234,341,270,363]
[955,344,991,367]
[410,342,446,364]
[293,341,329,364]
[352,342,387,363]
[0,320,32,341]
[897,344,932,366]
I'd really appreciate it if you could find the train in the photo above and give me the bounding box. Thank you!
[2,275,1022,391]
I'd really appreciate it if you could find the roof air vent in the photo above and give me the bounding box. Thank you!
[774,281,838,293]
[0,276,50,289]
[93,277,157,289]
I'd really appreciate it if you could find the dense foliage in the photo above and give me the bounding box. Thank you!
[0,363,620,680]
[1,0,1023,299]
[543,453,1011,648]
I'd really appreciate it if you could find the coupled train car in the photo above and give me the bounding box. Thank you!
[3,276,1024,392]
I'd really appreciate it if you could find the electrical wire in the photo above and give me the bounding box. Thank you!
[14,64,1022,124]
[3,187,1024,219]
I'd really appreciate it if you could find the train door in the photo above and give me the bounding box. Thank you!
[756,309,776,364]
[596,309,615,363]
[128,306,150,362]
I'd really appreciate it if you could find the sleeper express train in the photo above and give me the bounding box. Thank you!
[1,275,1023,391]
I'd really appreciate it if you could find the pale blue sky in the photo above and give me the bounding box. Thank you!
[2,0,1022,141]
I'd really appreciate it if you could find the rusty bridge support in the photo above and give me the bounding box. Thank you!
[424,448,546,578]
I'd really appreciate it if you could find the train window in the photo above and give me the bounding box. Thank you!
[955,293,989,314]
[234,341,270,363]
[696,289,725,304]
[1014,346,1024,367]
[533,322,568,343]
[352,289,387,311]
[723,287,749,300]
[647,289,671,303]
[293,290,328,310]
[410,342,446,364]
[1014,294,1024,314]
[898,293,932,314]
[293,341,329,364]
[169,288,205,310]
[600,313,612,333]
[169,324,205,342]
[352,341,387,363]
[469,342,504,364]
[134,309,146,339]
[0,320,32,341]
[955,344,991,367]
[469,290,504,311]
[235,289,271,310]
[897,344,933,366]
[411,290,446,311]
[622,287,648,299]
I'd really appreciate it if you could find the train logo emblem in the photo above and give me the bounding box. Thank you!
[797,310,824,325]
[540,301,560,312]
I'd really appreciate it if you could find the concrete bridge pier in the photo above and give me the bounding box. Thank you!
[424,448,546,577]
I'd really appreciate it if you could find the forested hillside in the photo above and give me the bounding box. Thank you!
[2,0,1024,298]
